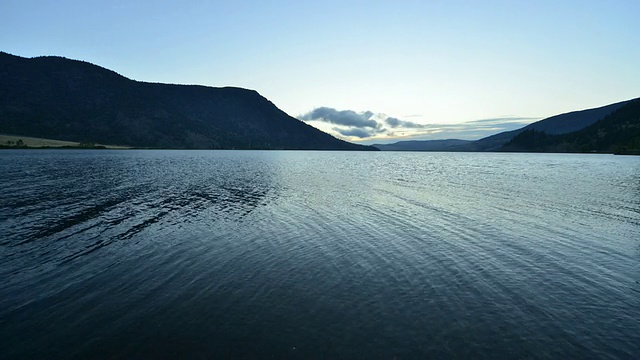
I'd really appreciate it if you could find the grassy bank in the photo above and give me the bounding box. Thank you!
[0,134,131,149]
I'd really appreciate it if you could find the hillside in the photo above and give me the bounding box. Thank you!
[374,99,633,152]
[0,52,374,150]
[461,99,634,151]
[502,98,640,153]
[372,139,471,151]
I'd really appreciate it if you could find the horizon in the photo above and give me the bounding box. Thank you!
[1,1,639,142]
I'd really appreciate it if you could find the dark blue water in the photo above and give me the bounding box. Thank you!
[1,150,639,359]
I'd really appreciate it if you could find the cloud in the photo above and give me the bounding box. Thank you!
[358,116,540,144]
[333,127,378,138]
[465,116,539,124]
[299,107,379,128]
[299,107,429,133]
[384,117,401,127]
[385,117,427,128]
[299,106,539,143]
[299,106,434,141]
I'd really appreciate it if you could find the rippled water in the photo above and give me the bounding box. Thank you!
[1,150,639,359]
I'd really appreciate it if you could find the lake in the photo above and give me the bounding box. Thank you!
[1,150,639,359]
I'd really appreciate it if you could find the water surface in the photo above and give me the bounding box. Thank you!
[1,150,639,359]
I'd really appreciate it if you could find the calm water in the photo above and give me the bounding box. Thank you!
[1,150,639,359]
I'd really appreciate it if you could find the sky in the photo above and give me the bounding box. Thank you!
[1,0,639,143]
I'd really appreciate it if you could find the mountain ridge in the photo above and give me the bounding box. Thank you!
[502,98,640,153]
[372,139,471,151]
[373,98,637,152]
[0,52,375,150]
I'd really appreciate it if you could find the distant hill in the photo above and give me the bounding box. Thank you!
[459,99,634,151]
[0,52,375,150]
[502,98,640,153]
[372,139,471,151]
[373,99,635,152]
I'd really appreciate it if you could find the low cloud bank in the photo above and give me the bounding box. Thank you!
[299,107,378,128]
[299,107,429,139]
[384,117,426,128]
[299,107,537,142]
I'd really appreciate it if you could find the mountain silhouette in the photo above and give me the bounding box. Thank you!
[372,139,471,151]
[502,98,640,153]
[0,52,375,150]
[461,99,634,151]
[373,99,636,152]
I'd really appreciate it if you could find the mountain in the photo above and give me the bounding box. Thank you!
[502,98,640,153]
[460,99,634,151]
[372,139,471,151]
[373,99,635,152]
[0,52,375,150]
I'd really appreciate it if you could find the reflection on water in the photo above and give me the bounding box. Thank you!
[0,150,639,359]
[1,151,278,309]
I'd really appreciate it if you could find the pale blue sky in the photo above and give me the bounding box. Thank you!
[1,0,639,142]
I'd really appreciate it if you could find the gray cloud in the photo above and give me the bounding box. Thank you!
[332,124,387,138]
[299,107,430,133]
[299,107,379,128]
[385,117,401,127]
[300,106,538,143]
[385,117,427,128]
[333,127,377,138]
[299,106,433,140]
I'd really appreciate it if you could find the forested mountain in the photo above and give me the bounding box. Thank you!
[373,99,635,152]
[0,52,375,150]
[502,98,640,153]
[460,99,633,151]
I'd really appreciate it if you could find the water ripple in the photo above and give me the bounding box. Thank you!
[0,151,639,359]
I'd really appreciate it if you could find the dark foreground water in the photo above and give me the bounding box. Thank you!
[1,150,639,359]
